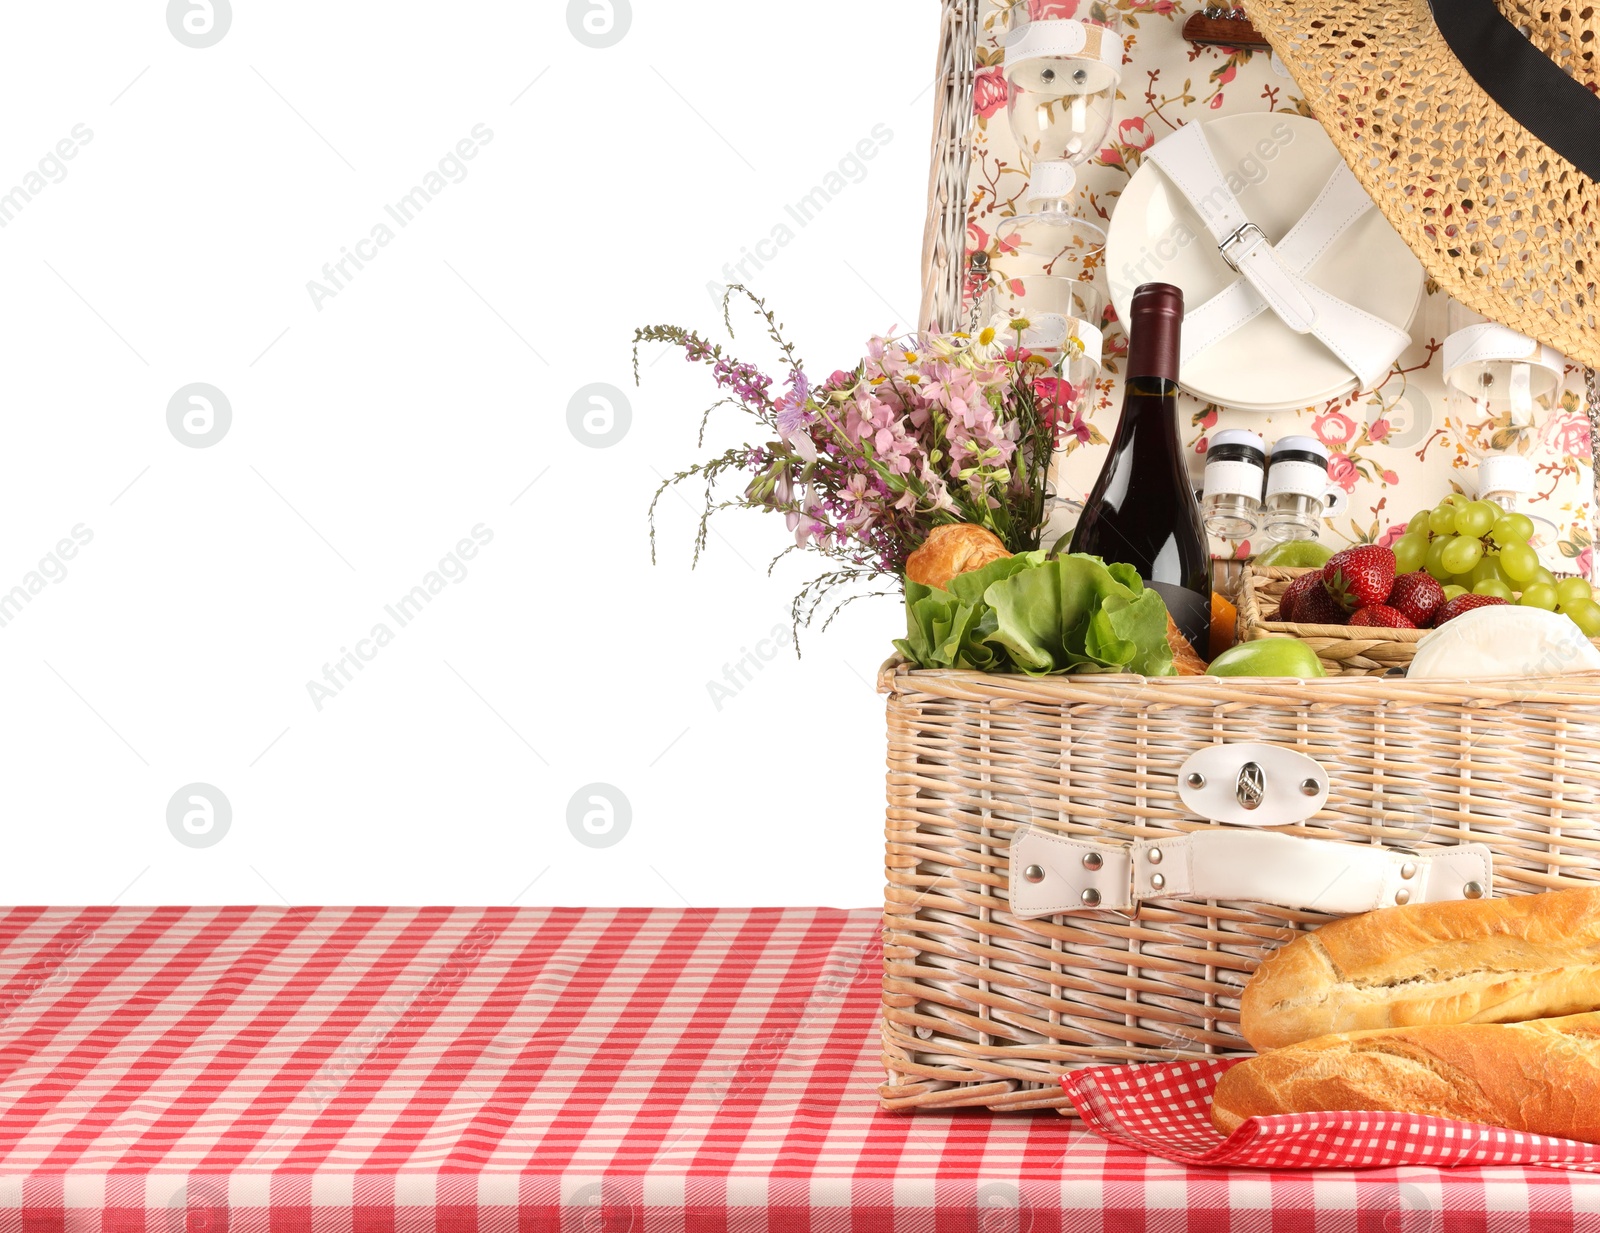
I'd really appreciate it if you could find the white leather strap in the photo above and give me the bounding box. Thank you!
[1009,829,1493,919]
[1146,122,1411,392]
[1181,161,1376,359]
[1443,322,1563,380]
[1132,832,1492,915]
[990,313,1104,368]
[1010,831,1133,914]
[1003,20,1125,79]
[1442,322,1565,427]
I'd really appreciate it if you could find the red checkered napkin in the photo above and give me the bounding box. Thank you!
[1063,1058,1600,1171]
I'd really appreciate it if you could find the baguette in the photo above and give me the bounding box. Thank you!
[1239,886,1600,1050]
[1211,1012,1600,1142]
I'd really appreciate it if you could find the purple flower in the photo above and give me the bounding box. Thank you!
[706,353,774,409]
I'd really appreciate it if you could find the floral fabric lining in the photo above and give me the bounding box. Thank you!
[963,0,1597,570]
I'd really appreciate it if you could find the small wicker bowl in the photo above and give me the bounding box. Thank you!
[1239,564,1600,676]
[1237,565,1429,676]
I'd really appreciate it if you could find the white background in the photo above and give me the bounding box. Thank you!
[0,2,937,908]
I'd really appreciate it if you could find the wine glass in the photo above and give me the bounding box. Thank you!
[1000,2,1123,244]
[1440,300,1567,564]
[984,274,1104,361]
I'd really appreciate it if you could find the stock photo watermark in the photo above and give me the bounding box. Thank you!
[305,524,495,710]
[0,922,98,1030]
[971,1182,1032,1233]
[706,123,895,304]
[705,623,792,711]
[1380,1182,1440,1233]
[165,1180,229,1233]
[568,383,631,448]
[167,783,232,849]
[567,784,631,849]
[566,0,631,48]
[307,124,495,311]
[0,124,93,229]
[167,0,231,48]
[1376,789,1438,847]
[167,383,232,448]
[0,524,94,630]
[564,1182,637,1233]
[1365,382,1433,450]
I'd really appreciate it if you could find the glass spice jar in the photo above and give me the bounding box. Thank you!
[1200,428,1266,541]
[1262,435,1331,542]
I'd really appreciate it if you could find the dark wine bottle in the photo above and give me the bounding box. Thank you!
[1068,282,1212,651]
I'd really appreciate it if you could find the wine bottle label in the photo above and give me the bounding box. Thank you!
[1265,459,1330,500]
[1147,580,1211,655]
[1203,459,1266,501]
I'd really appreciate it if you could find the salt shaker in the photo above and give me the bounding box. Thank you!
[1200,429,1266,540]
[1262,435,1331,542]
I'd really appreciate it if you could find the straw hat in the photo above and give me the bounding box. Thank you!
[1244,0,1600,368]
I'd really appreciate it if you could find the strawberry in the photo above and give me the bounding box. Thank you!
[1275,571,1325,623]
[1349,604,1416,629]
[1387,571,1446,627]
[1432,593,1510,626]
[1322,545,1397,612]
[1292,580,1349,626]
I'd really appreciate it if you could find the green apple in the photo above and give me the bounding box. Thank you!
[1206,638,1327,678]
[1253,540,1335,569]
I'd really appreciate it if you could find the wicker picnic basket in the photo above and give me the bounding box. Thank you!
[895,0,1600,1116]
[879,661,1600,1113]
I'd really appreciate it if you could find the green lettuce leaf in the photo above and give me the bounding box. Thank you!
[1094,588,1174,676]
[944,550,1047,604]
[981,554,1176,676]
[892,580,981,669]
[1107,561,1144,594]
[893,548,1175,677]
[893,551,1048,671]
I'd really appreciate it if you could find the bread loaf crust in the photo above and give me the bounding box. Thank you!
[1211,1012,1600,1143]
[1239,887,1600,1050]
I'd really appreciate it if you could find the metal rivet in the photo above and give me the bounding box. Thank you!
[1394,888,1411,905]
[1072,67,1089,84]
[1148,847,1163,866]
[1082,852,1103,871]
[1400,862,1417,880]
[1041,67,1056,82]
[1300,778,1320,797]
[1464,881,1485,899]
[1186,772,1205,789]
[1023,864,1046,884]
[1150,873,1166,891]
[1080,888,1101,907]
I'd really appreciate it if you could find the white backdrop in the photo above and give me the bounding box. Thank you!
[0,2,936,907]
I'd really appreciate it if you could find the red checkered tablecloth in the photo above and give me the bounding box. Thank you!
[1,907,1598,1233]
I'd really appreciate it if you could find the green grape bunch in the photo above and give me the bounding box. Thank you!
[1391,496,1600,637]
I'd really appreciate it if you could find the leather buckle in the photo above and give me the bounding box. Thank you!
[1218,221,1266,273]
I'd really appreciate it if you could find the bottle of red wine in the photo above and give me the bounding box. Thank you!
[1068,282,1212,651]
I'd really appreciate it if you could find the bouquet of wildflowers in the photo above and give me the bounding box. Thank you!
[636,288,1082,630]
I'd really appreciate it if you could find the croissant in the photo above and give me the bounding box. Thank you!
[905,524,1011,591]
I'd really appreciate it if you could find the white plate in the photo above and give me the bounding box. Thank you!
[1104,114,1424,411]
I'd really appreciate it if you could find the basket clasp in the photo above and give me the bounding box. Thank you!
[1177,742,1328,827]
